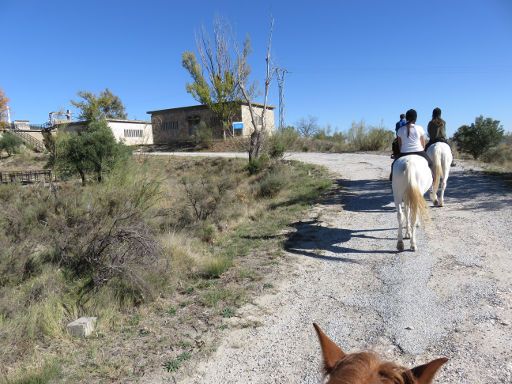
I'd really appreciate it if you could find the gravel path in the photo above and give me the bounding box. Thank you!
[148,152,512,384]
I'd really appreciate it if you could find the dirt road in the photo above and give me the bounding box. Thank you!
[151,152,512,383]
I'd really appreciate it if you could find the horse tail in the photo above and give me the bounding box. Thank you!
[404,163,429,225]
[433,146,443,193]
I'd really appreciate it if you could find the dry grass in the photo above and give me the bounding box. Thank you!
[0,153,331,383]
[0,148,49,171]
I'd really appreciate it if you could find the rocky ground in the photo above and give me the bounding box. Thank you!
[145,152,511,384]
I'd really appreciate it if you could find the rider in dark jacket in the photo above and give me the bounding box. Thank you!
[425,107,448,150]
[425,107,455,165]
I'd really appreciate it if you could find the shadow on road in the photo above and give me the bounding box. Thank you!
[284,220,397,261]
[444,171,512,211]
[283,168,511,261]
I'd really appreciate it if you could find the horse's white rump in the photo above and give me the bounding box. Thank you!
[426,142,453,207]
[392,155,432,251]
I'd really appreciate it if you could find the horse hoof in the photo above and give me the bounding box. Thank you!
[397,241,404,252]
[411,244,417,251]
[433,200,439,206]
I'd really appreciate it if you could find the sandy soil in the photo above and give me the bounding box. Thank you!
[145,152,512,384]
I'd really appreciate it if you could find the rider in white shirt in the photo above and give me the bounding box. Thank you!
[390,109,433,180]
[397,122,426,153]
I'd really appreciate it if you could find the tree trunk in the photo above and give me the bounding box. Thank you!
[78,169,86,186]
[249,130,262,161]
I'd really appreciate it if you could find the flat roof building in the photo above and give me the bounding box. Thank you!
[147,103,275,144]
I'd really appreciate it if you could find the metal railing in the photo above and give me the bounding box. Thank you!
[9,129,46,152]
[0,169,53,184]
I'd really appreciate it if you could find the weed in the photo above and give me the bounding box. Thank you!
[221,307,235,318]
[127,313,141,327]
[177,340,193,349]
[184,286,194,294]
[163,352,191,373]
[3,360,60,384]
[201,287,244,308]
[166,307,177,316]
[238,268,259,281]
[199,256,233,278]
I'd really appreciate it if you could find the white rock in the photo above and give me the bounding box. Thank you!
[67,317,97,337]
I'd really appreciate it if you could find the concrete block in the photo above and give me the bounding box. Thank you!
[67,317,97,337]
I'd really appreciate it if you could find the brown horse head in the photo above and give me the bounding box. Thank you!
[313,323,448,384]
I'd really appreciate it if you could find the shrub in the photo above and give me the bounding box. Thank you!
[199,256,233,278]
[267,137,286,159]
[255,164,290,198]
[271,127,299,149]
[452,116,504,159]
[199,222,217,243]
[364,128,394,151]
[347,121,393,151]
[246,154,269,175]
[481,143,512,165]
[49,170,164,305]
[193,121,213,149]
[0,132,23,156]
[180,174,234,222]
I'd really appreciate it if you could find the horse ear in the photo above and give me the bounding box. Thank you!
[409,358,448,384]
[313,323,346,373]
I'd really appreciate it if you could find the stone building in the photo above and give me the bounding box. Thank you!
[147,103,275,144]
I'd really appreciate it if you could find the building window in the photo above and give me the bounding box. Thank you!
[162,121,179,130]
[254,115,263,126]
[209,116,222,126]
[124,129,143,138]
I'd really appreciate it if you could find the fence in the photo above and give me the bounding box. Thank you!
[0,169,53,184]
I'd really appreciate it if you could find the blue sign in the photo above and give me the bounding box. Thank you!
[232,122,244,130]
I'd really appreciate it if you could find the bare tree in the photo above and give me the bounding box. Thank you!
[237,17,275,161]
[296,115,319,137]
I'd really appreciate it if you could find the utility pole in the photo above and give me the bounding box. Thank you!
[275,67,289,130]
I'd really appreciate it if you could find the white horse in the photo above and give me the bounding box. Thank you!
[426,142,453,207]
[392,155,433,251]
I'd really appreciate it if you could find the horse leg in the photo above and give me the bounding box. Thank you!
[439,167,450,207]
[410,214,417,251]
[404,203,411,239]
[396,200,404,251]
[430,184,439,206]
[439,178,446,207]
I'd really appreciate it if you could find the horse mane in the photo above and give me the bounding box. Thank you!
[326,352,417,384]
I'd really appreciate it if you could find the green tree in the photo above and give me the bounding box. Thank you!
[42,129,57,168]
[55,131,91,185]
[0,132,23,156]
[71,88,127,121]
[182,18,252,139]
[452,116,504,159]
[56,119,130,185]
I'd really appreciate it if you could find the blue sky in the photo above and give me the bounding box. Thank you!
[2,0,511,136]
